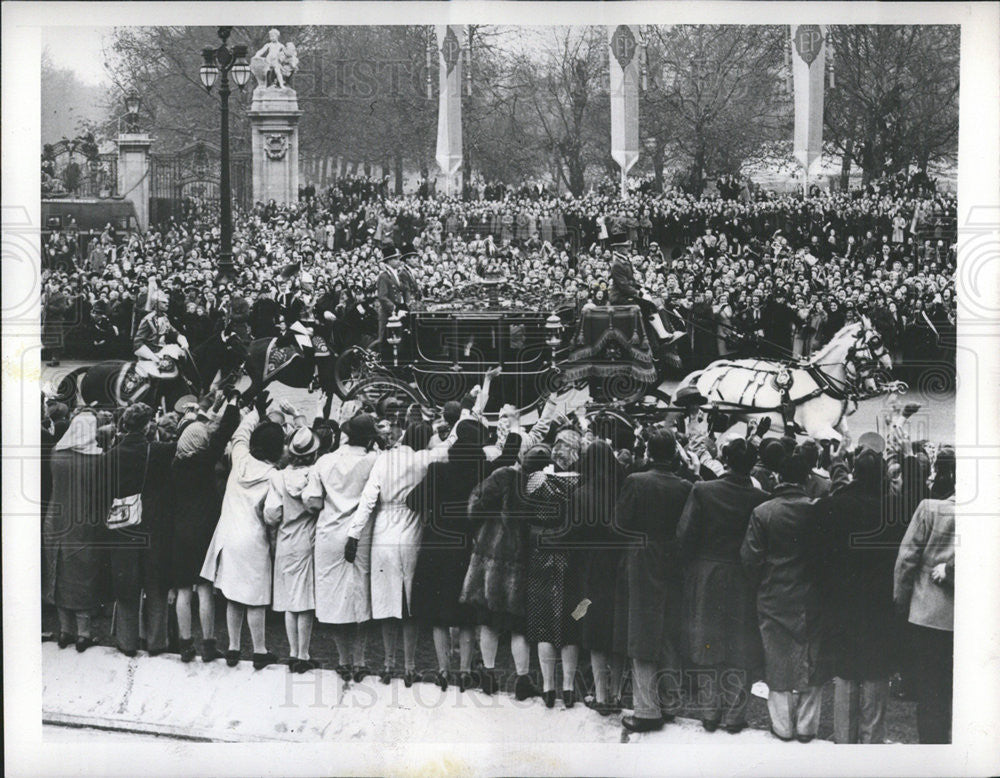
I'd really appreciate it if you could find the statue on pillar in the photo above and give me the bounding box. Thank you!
[251,28,298,89]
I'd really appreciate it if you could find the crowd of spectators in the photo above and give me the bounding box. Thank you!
[41,371,955,743]
[42,173,956,385]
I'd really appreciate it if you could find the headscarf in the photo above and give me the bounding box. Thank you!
[53,412,102,455]
[552,427,582,470]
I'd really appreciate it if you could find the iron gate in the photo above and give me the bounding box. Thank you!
[149,141,251,226]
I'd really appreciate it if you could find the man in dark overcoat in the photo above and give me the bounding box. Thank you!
[815,449,903,743]
[741,454,826,743]
[615,429,693,733]
[677,437,769,733]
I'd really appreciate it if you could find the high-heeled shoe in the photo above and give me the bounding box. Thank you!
[562,689,576,708]
[201,639,222,663]
[293,658,318,674]
[543,690,556,708]
[225,649,241,667]
[434,670,449,691]
[179,638,196,663]
[480,668,498,696]
[379,667,393,685]
[57,632,74,649]
[458,671,475,693]
[403,670,417,688]
[514,674,539,701]
[252,651,277,670]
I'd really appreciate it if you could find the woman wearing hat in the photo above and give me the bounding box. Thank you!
[264,427,322,673]
[347,421,449,686]
[200,404,286,670]
[407,418,491,691]
[523,427,584,708]
[304,413,381,682]
[43,410,111,653]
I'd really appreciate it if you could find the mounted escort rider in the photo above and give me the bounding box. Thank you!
[133,290,189,380]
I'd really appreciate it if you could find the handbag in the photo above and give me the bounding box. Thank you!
[107,444,151,530]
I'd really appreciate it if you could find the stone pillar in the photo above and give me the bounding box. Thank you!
[248,87,302,206]
[116,133,153,231]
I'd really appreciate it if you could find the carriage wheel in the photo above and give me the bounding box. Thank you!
[344,377,424,413]
[333,346,378,399]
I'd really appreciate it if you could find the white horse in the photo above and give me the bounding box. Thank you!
[677,317,895,442]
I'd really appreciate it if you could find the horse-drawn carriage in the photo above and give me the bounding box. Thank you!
[330,278,673,424]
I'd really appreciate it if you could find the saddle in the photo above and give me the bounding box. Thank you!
[263,339,301,383]
[117,363,154,403]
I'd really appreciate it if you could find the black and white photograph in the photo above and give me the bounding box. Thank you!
[3,2,999,776]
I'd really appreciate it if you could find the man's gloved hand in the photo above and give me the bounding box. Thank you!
[344,536,359,564]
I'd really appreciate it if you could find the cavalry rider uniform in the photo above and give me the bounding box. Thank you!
[133,299,185,378]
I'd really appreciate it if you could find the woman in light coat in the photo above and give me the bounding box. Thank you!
[347,421,449,686]
[263,427,321,674]
[893,448,956,744]
[305,413,380,681]
[200,406,286,670]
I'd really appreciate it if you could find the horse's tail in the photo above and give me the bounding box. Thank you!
[49,366,89,407]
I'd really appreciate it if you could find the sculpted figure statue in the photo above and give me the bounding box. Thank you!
[252,28,297,89]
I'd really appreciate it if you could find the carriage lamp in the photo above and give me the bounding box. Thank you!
[387,312,404,365]
[545,312,563,348]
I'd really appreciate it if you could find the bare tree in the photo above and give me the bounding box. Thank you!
[825,25,959,186]
[645,25,786,194]
[511,27,608,196]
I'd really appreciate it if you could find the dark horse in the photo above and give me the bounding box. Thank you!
[70,331,248,409]
[243,334,338,418]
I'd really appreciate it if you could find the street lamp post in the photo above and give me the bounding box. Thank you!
[199,26,250,280]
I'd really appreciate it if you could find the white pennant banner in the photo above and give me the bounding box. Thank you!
[436,25,465,193]
[791,24,827,175]
[609,25,641,178]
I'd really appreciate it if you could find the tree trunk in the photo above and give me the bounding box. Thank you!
[653,145,665,192]
[839,139,853,190]
[693,146,706,197]
[394,151,404,195]
[463,150,473,199]
[569,159,585,197]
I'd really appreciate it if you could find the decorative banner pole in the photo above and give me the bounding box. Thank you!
[609,25,641,200]
[435,25,465,197]
[791,24,827,196]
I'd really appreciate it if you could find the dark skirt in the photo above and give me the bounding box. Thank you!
[410,532,477,628]
[579,550,627,656]
[525,549,581,648]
